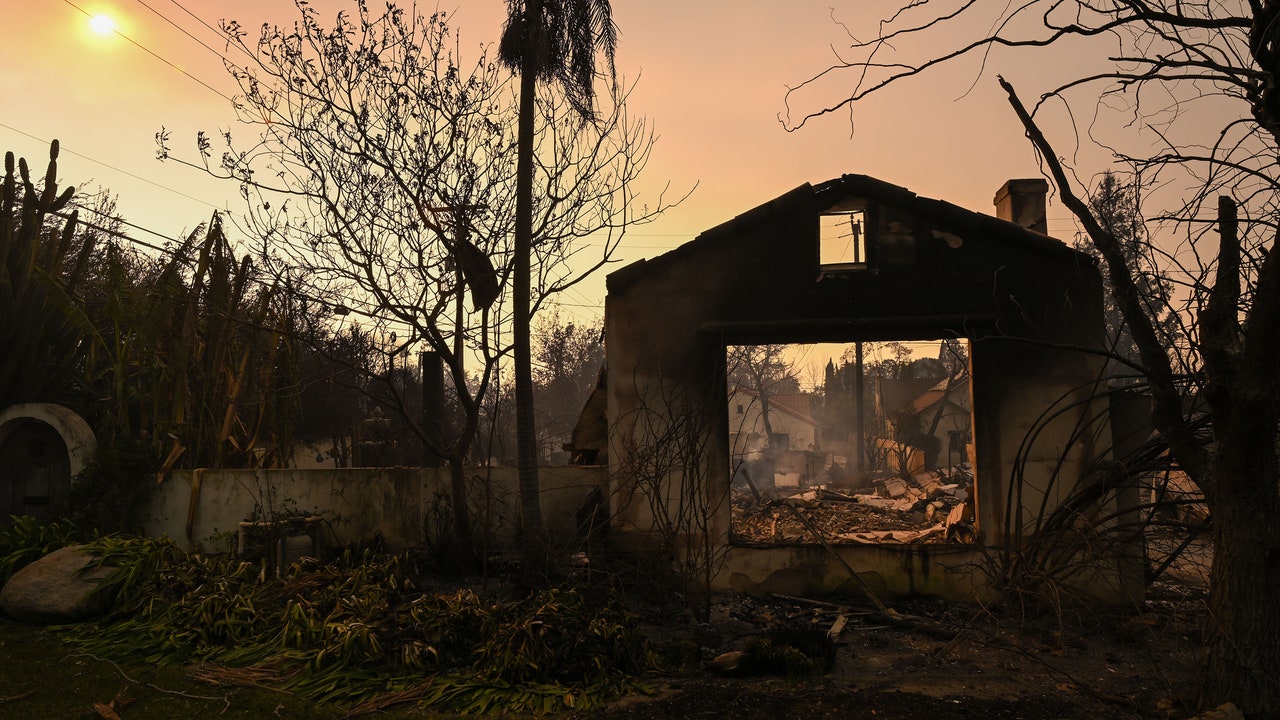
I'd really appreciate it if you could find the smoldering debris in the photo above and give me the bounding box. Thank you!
[732,466,976,545]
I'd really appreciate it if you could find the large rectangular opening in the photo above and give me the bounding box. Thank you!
[727,339,975,545]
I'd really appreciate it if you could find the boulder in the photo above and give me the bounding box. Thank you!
[707,650,751,676]
[0,545,115,624]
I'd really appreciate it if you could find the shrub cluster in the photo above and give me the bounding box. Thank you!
[61,538,650,713]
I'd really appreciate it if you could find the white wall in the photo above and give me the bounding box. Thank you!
[145,466,607,553]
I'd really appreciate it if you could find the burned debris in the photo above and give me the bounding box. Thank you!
[733,465,976,545]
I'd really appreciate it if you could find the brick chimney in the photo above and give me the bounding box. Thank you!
[993,178,1049,235]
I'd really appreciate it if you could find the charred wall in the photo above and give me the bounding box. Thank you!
[605,175,1119,599]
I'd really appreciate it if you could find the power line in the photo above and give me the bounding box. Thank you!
[71,201,203,248]
[61,0,235,103]
[130,0,239,67]
[0,121,224,211]
[52,203,579,337]
[48,205,406,326]
[6,122,610,324]
[162,0,259,63]
[49,209,184,258]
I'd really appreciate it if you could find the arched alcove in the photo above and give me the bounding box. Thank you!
[0,404,97,521]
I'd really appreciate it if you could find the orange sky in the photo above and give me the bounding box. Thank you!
[0,1,1105,324]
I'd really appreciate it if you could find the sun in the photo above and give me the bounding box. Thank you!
[89,14,116,35]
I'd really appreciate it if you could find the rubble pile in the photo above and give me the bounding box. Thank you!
[733,465,976,545]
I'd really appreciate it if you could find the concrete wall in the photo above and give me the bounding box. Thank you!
[716,540,1139,605]
[719,544,989,600]
[144,465,607,553]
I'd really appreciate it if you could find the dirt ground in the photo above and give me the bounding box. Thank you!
[579,532,1213,720]
[0,532,1213,720]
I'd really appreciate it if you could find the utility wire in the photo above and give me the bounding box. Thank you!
[130,0,241,66]
[70,200,221,250]
[0,122,224,211]
[61,0,235,103]
[162,0,259,62]
[53,202,468,330]
[49,209,182,258]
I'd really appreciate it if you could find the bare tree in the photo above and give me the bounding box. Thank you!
[784,2,1280,712]
[1073,171,1183,383]
[532,309,604,462]
[726,344,801,446]
[159,1,666,557]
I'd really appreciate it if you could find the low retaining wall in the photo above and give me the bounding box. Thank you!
[145,466,608,553]
[716,542,1141,604]
[718,544,989,601]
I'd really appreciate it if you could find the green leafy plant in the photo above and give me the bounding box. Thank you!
[60,543,651,713]
[0,515,80,584]
[60,439,158,535]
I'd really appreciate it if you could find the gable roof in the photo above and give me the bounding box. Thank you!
[729,385,821,428]
[609,174,1088,293]
[909,374,971,415]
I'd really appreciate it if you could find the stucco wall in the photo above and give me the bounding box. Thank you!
[0,403,97,479]
[145,465,607,553]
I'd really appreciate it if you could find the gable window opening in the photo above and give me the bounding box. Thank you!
[820,210,867,270]
[728,339,975,546]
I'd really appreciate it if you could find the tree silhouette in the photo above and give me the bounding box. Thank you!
[499,0,619,540]
[1072,171,1181,383]
[163,2,661,556]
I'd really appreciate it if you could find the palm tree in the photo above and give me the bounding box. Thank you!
[498,0,617,539]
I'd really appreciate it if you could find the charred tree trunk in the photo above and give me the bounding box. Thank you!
[1202,434,1280,713]
[447,457,476,557]
[1197,197,1280,714]
[758,392,775,444]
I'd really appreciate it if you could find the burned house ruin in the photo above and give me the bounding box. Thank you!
[604,176,1141,602]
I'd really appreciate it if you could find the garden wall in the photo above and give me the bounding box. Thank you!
[144,466,607,553]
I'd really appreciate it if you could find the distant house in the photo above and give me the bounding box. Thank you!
[728,385,821,459]
[908,374,972,468]
[728,386,823,488]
